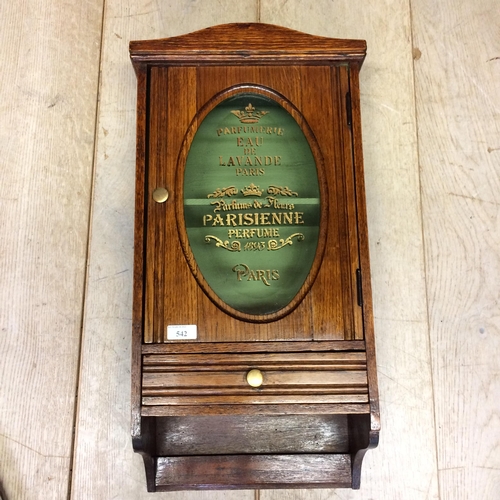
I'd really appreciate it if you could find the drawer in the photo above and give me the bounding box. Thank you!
[141,351,368,415]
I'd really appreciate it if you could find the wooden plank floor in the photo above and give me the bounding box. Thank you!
[261,3,437,499]
[0,1,498,499]
[0,0,104,498]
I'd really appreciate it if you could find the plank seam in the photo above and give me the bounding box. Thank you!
[67,0,107,498]
[408,1,441,498]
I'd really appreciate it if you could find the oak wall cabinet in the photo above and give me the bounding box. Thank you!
[129,23,379,491]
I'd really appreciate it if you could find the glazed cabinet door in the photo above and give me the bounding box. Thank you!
[143,64,362,344]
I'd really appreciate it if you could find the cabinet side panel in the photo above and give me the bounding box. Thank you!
[349,67,379,425]
[132,69,148,433]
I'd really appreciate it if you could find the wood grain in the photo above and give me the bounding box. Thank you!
[142,340,366,354]
[260,0,439,497]
[155,415,350,455]
[70,2,259,500]
[156,454,353,490]
[136,58,364,342]
[142,403,370,418]
[0,0,103,498]
[130,23,366,65]
[142,351,368,409]
[412,0,500,498]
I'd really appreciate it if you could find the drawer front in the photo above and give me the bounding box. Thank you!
[142,351,368,409]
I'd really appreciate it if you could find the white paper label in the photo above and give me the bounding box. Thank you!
[167,324,197,340]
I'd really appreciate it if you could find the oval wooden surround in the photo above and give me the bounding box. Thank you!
[175,84,328,322]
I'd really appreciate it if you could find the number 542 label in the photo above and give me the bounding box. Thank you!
[167,324,197,340]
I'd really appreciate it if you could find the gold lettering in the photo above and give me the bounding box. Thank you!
[294,212,304,224]
[227,228,280,239]
[236,167,264,177]
[265,196,295,210]
[213,214,224,226]
[259,212,271,225]
[211,200,223,212]
[211,199,253,212]
[257,270,270,286]
[220,156,277,168]
[205,211,304,227]
[226,213,237,226]
[232,264,279,285]
[233,263,249,281]
[243,213,254,225]
[217,127,284,136]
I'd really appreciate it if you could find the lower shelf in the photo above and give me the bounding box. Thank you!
[155,454,353,491]
[134,412,378,491]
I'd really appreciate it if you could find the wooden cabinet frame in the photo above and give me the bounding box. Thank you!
[130,23,379,492]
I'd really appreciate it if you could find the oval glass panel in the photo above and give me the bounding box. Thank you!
[182,90,323,318]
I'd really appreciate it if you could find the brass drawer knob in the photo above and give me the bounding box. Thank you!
[246,369,263,388]
[152,187,169,203]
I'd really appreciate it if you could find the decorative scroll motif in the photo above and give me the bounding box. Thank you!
[205,235,241,252]
[267,233,305,251]
[207,186,238,198]
[231,103,269,123]
[267,185,299,197]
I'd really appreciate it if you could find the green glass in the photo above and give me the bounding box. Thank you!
[183,92,321,316]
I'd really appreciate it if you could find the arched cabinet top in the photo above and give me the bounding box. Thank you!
[130,23,366,70]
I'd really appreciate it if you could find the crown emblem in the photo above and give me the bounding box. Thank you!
[231,103,269,123]
[241,183,263,197]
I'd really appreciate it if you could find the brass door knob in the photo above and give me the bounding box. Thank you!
[246,369,263,388]
[152,187,169,203]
